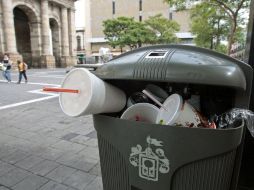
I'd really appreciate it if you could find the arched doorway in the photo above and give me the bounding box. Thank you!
[13,5,40,67]
[50,18,61,67]
[14,7,31,66]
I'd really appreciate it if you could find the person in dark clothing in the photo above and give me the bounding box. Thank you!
[2,54,12,83]
[17,60,28,84]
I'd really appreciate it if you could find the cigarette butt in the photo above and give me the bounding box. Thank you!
[43,87,79,94]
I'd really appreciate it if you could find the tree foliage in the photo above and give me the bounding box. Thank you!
[145,14,180,44]
[120,20,155,49]
[165,0,250,54]
[103,17,133,49]
[103,17,154,50]
[103,15,179,50]
[191,2,229,53]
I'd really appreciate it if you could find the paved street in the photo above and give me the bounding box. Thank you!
[0,69,102,190]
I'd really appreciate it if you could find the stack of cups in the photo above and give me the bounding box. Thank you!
[156,94,213,128]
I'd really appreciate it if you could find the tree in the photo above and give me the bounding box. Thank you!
[145,14,180,44]
[190,2,229,53]
[166,0,250,54]
[121,21,156,49]
[103,17,155,50]
[103,17,132,51]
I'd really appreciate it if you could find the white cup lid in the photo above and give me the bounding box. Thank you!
[156,94,183,125]
[59,68,92,117]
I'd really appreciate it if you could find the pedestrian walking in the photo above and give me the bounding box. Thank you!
[17,60,28,84]
[2,54,12,83]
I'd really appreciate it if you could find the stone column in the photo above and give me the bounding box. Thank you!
[61,7,71,67]
[41,0,50,55]
[2,0,17,53]
[1,0,22,68]
[67,9,76,66]
[69,9,76,56]
[0,4,4,55]
[61,7,69,56]
[40,0,55,68]
[31,21,42,67]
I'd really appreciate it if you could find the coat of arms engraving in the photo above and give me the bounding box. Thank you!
[129,136,170,181]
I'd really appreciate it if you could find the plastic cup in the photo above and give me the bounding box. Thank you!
[59,68,126,117]
[156,94,183,125]
[156,94,203,128]
[121,103,159,124]
[174,100,203,128]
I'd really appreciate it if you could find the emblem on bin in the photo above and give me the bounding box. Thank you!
[129,136,170,181]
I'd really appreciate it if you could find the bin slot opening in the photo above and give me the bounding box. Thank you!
[146,51,168,58]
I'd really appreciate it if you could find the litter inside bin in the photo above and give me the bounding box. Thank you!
[155,93,215,128]
[121,103,159,123]
[142,89,168,111]
[122,91,216,128]
[155,93,182,125]
[144,84,168,103]
[127,92,150,107]
[211,108,254,137]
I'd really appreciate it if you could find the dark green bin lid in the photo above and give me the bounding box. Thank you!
[94,45,251,90]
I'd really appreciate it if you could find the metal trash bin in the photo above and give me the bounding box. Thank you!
[92,45,253,190]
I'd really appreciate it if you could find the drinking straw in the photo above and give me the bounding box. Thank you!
[142,89,168,111]
[43,87,79,94]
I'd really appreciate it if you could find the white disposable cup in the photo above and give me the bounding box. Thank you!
[156,94,203,128]
[121,103,159,124]
[174,101,202,128]
[59,68,126,117]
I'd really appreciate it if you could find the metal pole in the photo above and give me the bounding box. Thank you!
[245,0,254,111]
[239,2,254,190]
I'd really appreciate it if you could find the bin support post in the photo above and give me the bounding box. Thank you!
[245,0,254,111]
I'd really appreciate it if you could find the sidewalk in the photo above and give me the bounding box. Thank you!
[0,98,102,190]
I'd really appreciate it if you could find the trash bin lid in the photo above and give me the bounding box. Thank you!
[94,45,248,90]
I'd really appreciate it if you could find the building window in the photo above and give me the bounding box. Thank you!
[112,1,115,15]
[139,0,142,11]
[77,36,81,51]
[139,15,142,22]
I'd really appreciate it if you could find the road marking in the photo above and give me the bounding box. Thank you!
[26,82,61,86]
[27,74,65,78]
[29,89,58,96]
[0,89,59,110]
[31,75,64,79]
[0,95,58,110]
[0,80,61,86]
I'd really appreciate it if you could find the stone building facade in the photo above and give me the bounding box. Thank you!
[76,27,85,64]
[85,0,170,56]
[85,0,193,56]
[0,0,76,68]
